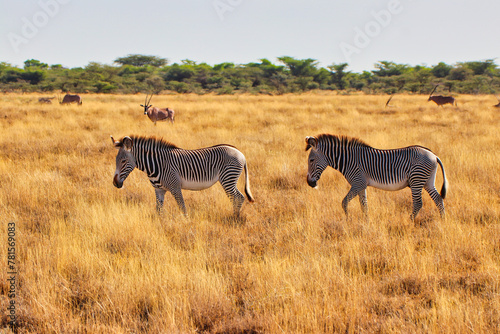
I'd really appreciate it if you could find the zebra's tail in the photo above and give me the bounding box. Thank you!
[437,157,448,199]
[244,162,255,202]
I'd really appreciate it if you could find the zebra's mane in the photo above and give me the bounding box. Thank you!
[316,134,371,148]
[129,135,179,149]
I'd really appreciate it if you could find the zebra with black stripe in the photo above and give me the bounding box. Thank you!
[305,134,448,220]
[111,135,254,215]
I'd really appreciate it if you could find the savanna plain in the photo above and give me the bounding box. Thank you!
[0,92,499,333]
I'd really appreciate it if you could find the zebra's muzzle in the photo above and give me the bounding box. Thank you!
[113,174,123,188]
[307,176,317,188]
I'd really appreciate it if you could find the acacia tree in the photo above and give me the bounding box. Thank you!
[24,59,48,69]
[328,63,350,90]
[431,62,452,78]
[277,56,318,77]
[372,61,410,77]
[277,56,319,91]
[114,54,168,67]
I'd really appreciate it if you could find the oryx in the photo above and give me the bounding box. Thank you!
[141,93,175,125]
[60,94,82,105]
[428,85,456,106]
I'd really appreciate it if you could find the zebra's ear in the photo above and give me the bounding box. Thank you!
[122,136,133,151]
[110,135,122,148]
[305,136,317,151]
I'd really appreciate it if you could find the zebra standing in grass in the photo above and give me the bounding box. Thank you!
[111,135,254,215]
[305,134,448,220]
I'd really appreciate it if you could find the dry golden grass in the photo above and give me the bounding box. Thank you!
[0,92,499,333]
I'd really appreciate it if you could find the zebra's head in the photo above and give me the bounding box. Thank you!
[111,136,136,189]
[305,136,328,188]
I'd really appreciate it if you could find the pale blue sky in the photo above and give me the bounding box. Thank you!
[1,0,499,72]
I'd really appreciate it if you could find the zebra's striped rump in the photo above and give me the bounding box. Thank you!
[111,135,254,215]
[306,134,448,219]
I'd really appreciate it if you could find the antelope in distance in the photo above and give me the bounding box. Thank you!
[385,95,395,107]
[385,84,404,108]
[38,97,55,104]
[428,85,456,106]
[60,94,83,105]
[141,93,175,125]
[493,95,500,108]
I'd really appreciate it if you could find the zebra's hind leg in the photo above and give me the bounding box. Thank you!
[233,191,246,215]
[155,188,166,213]
[220,167,246,215]
[425,185,445,218]
[224,185,245,215]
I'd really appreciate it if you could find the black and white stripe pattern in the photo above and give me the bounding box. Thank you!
[112,136,254,215]
[306,134,448,219]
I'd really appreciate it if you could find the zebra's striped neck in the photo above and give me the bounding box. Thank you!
[316,134,370,150]
[130,136,178,150]
[130,136,177,173]
[316,134,370,172]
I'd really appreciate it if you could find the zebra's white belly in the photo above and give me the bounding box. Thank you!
[368,179,408,191]
[180,176,219,191]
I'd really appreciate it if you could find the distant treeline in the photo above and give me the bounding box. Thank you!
[1,55,499,95]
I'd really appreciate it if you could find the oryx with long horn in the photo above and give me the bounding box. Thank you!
[428,85,456,107]
[141,93,175,125]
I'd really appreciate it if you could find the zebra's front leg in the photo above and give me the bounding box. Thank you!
[410,187,423,220]
[358,189,369,219]
[169,187,187,216]
[342,186,363,219]
[155,188,166,213]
